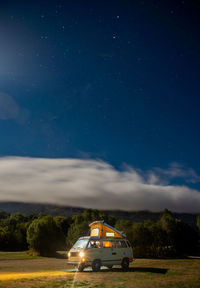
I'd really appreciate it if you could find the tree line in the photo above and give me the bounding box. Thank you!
[0,208,200,257]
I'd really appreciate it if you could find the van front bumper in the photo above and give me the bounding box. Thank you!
[67,261,80,265]
[67,260,92,266]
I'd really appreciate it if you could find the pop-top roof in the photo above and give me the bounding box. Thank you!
[89,220,126,238]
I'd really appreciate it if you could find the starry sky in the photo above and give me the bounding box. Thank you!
[0,0,200,212]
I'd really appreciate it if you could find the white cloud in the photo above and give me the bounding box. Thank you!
[0,157,200,213]
[152,162,200,184]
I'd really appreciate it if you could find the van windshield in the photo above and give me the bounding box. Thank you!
[73,239,88,249]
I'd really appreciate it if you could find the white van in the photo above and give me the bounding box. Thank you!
[67,236,133,272]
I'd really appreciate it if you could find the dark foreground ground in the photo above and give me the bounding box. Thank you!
[0,252,200,288]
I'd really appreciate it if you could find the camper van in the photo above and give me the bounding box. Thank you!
[67,221,133,272]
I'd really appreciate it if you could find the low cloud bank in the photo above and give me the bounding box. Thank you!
[0,157,200,213]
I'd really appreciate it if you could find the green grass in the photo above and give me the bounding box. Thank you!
[30,280,91,288]
[0,251,66,260]
[0,253,200,288]
[0,251,42,260]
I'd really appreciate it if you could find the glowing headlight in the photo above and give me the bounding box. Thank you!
[79,251,85,258]
[68,252,71,257]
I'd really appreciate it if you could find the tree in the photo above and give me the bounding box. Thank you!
[54,216,71,236]
[132,222,152,257]
[27,215,62,256]
[0,226,11,250]
[54,216,72,250]
[81,209,115,226]
[159,209,198,256]
[0,210,9,220]
[66,219,89,249]
[0,213,29,251]
[159,209,177,249]
[145,221,168,257]
[115,220,133,241]
[197,215,200,231]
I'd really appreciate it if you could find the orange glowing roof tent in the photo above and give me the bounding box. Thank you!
[89,220,126,238]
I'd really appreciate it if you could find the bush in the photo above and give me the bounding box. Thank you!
[27,215,62,256]
[0,213,29,251]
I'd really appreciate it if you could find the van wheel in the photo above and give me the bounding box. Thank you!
[121,258,129,271]
[92,259,101,272]
[107,265,113,269]
[77,263,85,272]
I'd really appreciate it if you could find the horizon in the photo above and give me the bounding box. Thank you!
[0,200,199,215]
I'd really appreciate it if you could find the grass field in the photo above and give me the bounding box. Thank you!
[0,252,200,288]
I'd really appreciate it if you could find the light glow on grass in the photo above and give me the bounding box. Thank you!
[0,270,67,281]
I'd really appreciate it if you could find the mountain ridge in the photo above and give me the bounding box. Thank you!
[0,201,198,228]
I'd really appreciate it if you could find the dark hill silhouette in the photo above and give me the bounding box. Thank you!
[0,201,198,228]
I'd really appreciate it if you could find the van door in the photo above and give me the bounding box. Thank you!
[86,240,101,264]
[116,240,131,261]
[101,240,121,266]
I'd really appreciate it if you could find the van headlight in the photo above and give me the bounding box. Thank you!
[68,252,71,257]
[79,251,84,258]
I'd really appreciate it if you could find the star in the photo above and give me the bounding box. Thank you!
[40,35,48,40]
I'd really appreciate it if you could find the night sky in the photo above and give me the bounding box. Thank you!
[0,1,200,212]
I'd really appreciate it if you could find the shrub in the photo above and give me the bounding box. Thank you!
[27,215,62,256]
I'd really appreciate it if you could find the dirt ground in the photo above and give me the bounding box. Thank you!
[0,258,67,273]
[0,256,200,288]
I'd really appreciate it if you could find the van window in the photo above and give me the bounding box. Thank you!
[116,241,121,248]
[116,240,127,248]
[87,240,100,248]
[120,241,127,248]
[73,239,88,249]
[103,241,114,248]
[106,232,114,237]
[91,228,99,237]
[126,241,131,247]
